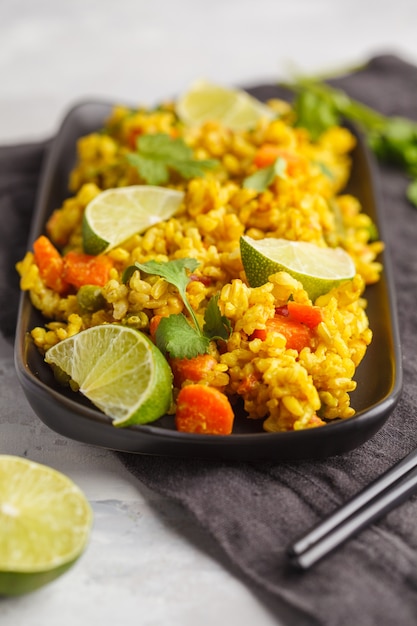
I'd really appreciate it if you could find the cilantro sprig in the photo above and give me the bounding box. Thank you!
[283,75,417,207]
[126,133,219,185]
[123,258,231,359]
[243,156,287,192]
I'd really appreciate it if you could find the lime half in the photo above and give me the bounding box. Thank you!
[82,185,184,255]
[240,235,356,301]
[45,325,173,427]
[176,80,275,131]
[0,455,92,596]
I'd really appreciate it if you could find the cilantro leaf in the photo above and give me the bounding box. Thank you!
[133,258,199,290]
[293,89,340,141]
[243,156,287,192]
[155,314,210,359]
[203,294,231,341]
[123,258,231,358]
[139,133,192,160]
[123,258,198,287]
[126,133,219,185]
[125,257,201,334]
[134,258,199,323]
[173,158,220,180]
[126,152,169,185]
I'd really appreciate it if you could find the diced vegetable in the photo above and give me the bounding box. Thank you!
[33,235,114,293]
[253,145,306,176]
[251,314,313,352]
[170,354,218,387]
[63,252,113,289]
[76,284,106,313]
[33,236,68,294]
[175,384,234,435]
[253,144,284,168]
[149,315,164,342]
[286,301,323,328]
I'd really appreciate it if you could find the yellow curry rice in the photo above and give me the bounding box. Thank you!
[16,94,383,432]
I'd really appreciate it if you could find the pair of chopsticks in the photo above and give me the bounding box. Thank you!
[288,448,417,569]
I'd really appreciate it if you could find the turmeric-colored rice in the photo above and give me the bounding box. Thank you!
[16,91,384,433]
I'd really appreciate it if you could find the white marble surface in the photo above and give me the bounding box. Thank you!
[2,1,417,624]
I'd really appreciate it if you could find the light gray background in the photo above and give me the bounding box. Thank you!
[2,1,417,624]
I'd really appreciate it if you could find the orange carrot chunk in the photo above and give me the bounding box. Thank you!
[33,235,68,294]
[253,144,283,168]
[149,315,164,343]
[63,251,113,289]
[253,145,307,176]
[251,315,312,352]
[175,384,234,435]
[286,302,323,329]
[170,354,218,388]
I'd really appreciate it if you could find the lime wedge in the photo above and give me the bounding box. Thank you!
[0,455,92,596]
[82,185,184,255]
[45,325,173,427]
[240,235,356,302]
[176,80,275,131]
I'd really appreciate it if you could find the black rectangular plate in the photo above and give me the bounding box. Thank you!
[14,95,403,461]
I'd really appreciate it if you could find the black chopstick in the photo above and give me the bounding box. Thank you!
[288,447,417,570]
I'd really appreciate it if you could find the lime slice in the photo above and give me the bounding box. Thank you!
[0,455,92,596]
[45,325,173,427]
[82,185,184,255]
[240,235,356,302]
[176,79,275,131]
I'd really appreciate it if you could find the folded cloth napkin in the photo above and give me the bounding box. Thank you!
[2,55,417,626]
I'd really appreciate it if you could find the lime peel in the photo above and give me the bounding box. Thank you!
[240,235,356,302]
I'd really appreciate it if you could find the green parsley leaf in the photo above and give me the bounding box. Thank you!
[155,314,210,359]
[243,156,287,192]
[133,258,199,290]
[203,294,231,341]
[172,159,219,180]
[123,258,231,358]
[369,117,417,171]
[126,152,169,185]
[294,89,340,140]
[126,133,219,185]
[134,257,199,325]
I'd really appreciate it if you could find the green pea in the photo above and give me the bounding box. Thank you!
[77,285,106,313]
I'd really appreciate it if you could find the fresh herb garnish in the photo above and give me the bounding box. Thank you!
[131,258,200,327]
[243,156,287,192]
[123,258,231,358]
[126,133,219,185]
[202,293,231,341]
[283,75,417,207]
[292,87,342,141]
[156,314,210,359]
[314,161,335,181]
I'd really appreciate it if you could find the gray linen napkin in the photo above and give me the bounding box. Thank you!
[2,55,417,626]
